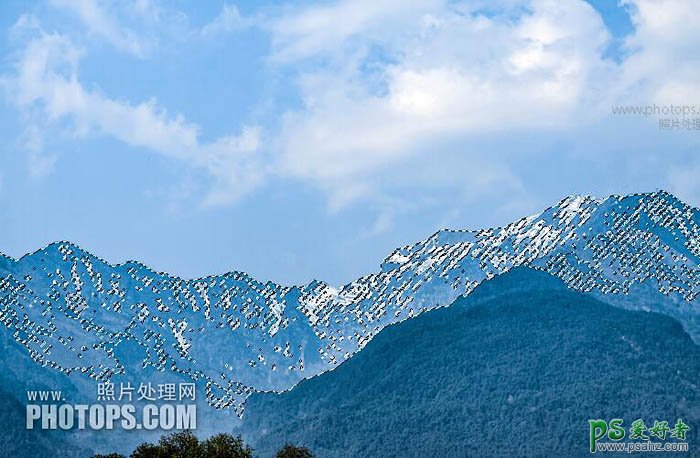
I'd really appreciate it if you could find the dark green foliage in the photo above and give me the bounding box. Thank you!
[96,430,313,457]
[128,431,254,458]
[201,433,255,458]
[131,442,172,458]
[275,444,314,458]
[241,268,700,457]
[157,431,202,457]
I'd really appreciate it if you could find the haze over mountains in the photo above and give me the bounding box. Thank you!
[0,190,698,419]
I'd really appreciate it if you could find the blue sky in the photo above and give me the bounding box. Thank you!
[0,0,698,285]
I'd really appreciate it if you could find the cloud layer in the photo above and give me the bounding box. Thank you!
[2,0,699,210]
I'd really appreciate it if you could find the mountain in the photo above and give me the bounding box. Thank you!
[0,306,241,456]
[0,191,698,416]
[239,267,700,457]
[0,385,90,457]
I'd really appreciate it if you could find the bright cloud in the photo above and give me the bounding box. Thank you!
[1,0,699,214]
[263,0,699,211]
[271,0,616,206]
[621,0,700,104]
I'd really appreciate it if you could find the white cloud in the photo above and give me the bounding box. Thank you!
[201,4,246,37]
[4,0,700,212]
[621,0,700,105]
[261,0,700,209]
[3,23,262,205]
[49,0,158,57]
[267,0,443,62]
[271,0,614,207]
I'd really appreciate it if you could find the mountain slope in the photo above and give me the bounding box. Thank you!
[0,382,90,458]
[240,268,700,457]
[0,191,698,414]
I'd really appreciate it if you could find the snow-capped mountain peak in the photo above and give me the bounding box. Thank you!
[0,191,698,414]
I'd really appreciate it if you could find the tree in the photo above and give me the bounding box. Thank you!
[275,444,315,458]
[130,442,171,458]
[201,433,254,458]
[158,430,202,457]
[97,431,313,457]
[127,431,256,457]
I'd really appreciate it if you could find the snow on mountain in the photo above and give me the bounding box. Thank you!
[0,191,698,415]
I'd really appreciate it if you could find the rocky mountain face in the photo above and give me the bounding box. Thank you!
[0,191,698,414]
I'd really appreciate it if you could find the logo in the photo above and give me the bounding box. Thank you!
[589,418,690,453]
[25,381,197,431]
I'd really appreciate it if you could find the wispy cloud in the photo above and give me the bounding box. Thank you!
[3,18,263,204]
[201,3,247,37]
[2,0,699,212]
[267,0,441,62]
[49,0,160,57]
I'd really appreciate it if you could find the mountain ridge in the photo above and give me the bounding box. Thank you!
[1,190,698,415]
[240,267,699,458]
[2,190,693,284]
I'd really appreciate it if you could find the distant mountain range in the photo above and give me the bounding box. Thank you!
[239,267,699,457]
[0,190,698,418]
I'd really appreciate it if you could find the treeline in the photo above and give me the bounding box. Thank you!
[239,277,700,457]
[92,430,313,458]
